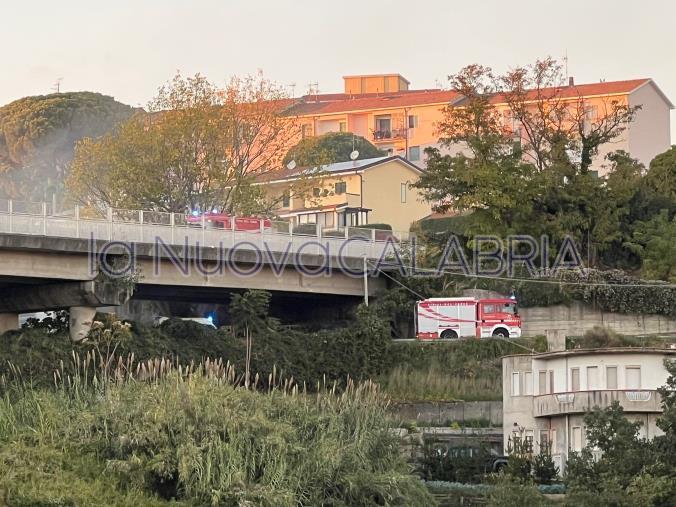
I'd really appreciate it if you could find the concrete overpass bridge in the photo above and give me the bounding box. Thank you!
[0,200,408,340]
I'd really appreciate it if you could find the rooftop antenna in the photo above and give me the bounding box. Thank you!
[563,51,569,84]
[307,81,319,100]
[52,77,63,93]
[288,82,296,97]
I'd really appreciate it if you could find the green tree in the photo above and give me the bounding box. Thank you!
[228,290,276,388]
[655,360,676,467]
[499,57,640,173]
[532,439,559,484]
[414,59,647,269]
[282,131,384,167]
[644,146,676,202]
[0,91,135,201]
[625,210,676,281]
[68,72,300,214]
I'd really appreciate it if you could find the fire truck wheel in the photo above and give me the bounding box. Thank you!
[492,328,509,338]
[440,329,458,340]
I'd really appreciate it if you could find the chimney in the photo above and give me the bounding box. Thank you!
[568,76,575,87]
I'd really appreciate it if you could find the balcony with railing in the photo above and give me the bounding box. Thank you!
[371,128,407,143]
[534,389,662,417]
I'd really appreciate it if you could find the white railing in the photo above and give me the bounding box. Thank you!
[0,200,411,260]
[555,393,575,403]
[625,391,652,402]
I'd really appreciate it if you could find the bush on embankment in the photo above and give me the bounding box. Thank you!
[0,361,433,506]
[0,311,546,402]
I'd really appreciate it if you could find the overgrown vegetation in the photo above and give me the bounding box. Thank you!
[1,307,540,403]
[567,325,676,349]
[0,357,432,506]
[381,338,546,401]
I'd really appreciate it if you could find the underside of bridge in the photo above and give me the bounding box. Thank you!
[117,285,363,327]
[0,234,390,338]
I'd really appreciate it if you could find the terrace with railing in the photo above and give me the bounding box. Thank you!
[534,389,663,417]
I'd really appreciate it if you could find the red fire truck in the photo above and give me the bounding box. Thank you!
[415,297,521,340]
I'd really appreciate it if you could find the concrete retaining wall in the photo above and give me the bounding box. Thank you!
[521,301,676,337]
[391,401,503,426]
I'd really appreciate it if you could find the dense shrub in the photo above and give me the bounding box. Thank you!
[0,369,432,506]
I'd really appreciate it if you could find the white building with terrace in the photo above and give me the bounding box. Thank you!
[502,347,676,473]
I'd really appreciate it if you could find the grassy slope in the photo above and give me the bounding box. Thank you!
[381,338,546,401]
[0,323,546,402]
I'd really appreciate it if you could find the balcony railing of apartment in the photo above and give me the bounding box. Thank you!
[371,128,407,142]
[533,389,662,417]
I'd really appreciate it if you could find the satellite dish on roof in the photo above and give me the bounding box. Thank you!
[349,150,359,161]
[286,160,297,170]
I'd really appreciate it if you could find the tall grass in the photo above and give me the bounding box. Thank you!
[379,338,545,402]
[0,354,433,507]
[382,363,502,402]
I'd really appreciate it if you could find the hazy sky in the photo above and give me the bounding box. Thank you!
[2,0,675,141]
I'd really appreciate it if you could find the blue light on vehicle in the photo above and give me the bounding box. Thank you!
[206,312,217,326]
[191,210,199,216]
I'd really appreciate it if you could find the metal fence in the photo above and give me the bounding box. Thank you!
[0,200,411,260]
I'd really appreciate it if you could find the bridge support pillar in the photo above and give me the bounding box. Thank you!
[0,313,19,334]
[69,306,96,342]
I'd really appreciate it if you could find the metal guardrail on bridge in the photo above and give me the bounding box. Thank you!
[0,200,411,260]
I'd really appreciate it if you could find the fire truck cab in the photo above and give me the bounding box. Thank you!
[415,297,521,340]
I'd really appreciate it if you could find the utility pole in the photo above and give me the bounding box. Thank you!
[52,78,63,94]
[363,257,369,306]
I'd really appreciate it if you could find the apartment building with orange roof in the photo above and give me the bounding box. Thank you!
[285,74,673,175]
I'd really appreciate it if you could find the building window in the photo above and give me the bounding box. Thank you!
[525,430,534,453]
[408,146,421,161]
[400,182,407,203]
[335,181,347,194]
[317,211,334,228]
[585,105,598,121]
[302,123,313,139]
[281,193,290,208]
[408,115,418,128]
[571,427,582,452]
[539,371,547,395]
[339,121,347,132]
[571,368,580,392]
[374,115,391,137]
[298,213,317,225]
[312,187,321,198]
[606,366,618,389]
[524,371,533,395]
[550,429,557,453]
[626,366,641,389]
[587,366,599,390]
[549,370,555,393]
[512,372,520,396]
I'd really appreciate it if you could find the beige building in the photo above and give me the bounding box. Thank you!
[261,156,431,232]
[286,74,673,176]
[502,348,676,473]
